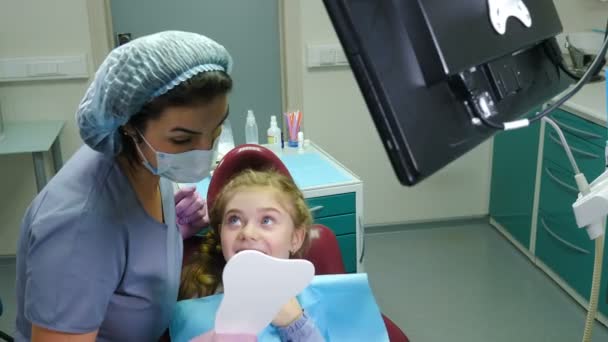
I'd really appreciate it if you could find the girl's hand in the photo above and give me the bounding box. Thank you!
[271,297,303,327]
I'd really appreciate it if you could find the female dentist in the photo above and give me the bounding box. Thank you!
[14,31,233,341]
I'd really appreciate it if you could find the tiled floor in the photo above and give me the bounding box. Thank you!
[365,223,608,341]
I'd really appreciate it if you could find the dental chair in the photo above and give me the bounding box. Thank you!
[182,144,409,341]
[0,297,14,342]
[304,224,409,342]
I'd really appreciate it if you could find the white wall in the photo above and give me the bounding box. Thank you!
[554,0,608,32]
[0,0,111,255]
[284,1,493,227]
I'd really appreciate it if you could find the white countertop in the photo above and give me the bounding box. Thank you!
[554,80,606,126]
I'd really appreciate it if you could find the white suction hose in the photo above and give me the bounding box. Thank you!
[582,218,605,342]
[582,233,605,342]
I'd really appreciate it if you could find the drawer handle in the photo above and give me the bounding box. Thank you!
[358,216,365,264]
[309,206,324,213]
[549,133,600,159]
[545,167,578,193]
[553,118,602,140]
[540,217,590,254]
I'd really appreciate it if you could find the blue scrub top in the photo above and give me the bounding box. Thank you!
[14,146,183,341]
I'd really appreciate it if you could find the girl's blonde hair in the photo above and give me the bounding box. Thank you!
[179,169,312,299]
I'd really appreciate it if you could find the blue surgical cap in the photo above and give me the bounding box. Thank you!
[76,31,233,156]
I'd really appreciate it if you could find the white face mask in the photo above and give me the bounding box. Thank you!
[134,131,216,183]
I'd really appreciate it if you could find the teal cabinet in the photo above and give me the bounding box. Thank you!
[490,119,541,248]
[307,193,357,273]
[490,105,608,319]
[307,193,356,219]
[536,115,608,317]
[536,161,595,300]
[551,109,606,148]
[543,127,604,180]
[337,234,357,273]
[315,214,356,236]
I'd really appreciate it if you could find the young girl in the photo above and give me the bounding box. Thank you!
[178,169,324,341]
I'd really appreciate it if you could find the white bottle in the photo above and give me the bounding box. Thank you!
[267,115,281,146]
[245,110,259,144]
[297,131,304,152]
[216,119,235,159]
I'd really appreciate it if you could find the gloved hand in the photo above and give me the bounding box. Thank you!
[175,187,209,239]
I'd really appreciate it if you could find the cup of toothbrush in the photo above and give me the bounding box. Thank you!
[284,111,302,147]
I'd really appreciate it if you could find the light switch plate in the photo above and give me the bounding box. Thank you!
[307,43,349,68]
[0,55,89,82]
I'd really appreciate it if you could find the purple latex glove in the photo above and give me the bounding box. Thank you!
[190,331,257,342]
[175,187,209,239]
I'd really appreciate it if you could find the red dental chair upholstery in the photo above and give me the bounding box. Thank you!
[183,144,409,341]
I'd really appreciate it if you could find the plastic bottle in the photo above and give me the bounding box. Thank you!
[245,110,259,144]
[267,115,281,146]
[297,131,304,152]
[216,119,235,159]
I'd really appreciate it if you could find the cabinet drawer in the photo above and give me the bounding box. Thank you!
[306,193,355,219]
[537,214,608,318]
[551,109,606,148]
[337,233,357,273]
[537,161,594,301]
[315,213,356,236]
[538,162,582,240]
[538,161,608,315]
[543,129,604,180]
[540,160,605,245]
[535,212,594,301]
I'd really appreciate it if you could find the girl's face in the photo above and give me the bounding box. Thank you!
[220,187,305,261]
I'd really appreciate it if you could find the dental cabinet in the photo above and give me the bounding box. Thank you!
[489,81,608,325]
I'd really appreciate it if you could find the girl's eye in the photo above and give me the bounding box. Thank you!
[227,215,241,226]
[262,216,274,225]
